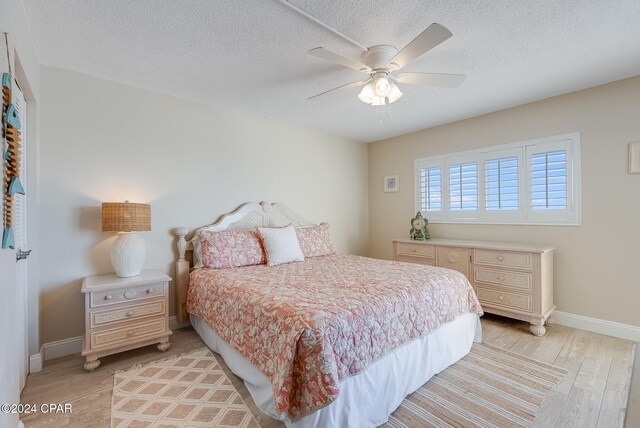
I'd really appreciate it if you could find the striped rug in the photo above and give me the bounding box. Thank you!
[384,342,567,428]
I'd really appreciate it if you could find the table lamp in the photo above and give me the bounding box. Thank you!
[101,201,151,277]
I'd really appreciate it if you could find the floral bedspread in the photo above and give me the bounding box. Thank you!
[187,254,482,420]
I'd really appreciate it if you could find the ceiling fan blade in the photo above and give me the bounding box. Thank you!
[396,72,465,88]
[308,48,371,73]
[308,80,368,100]
[389,23,453,70]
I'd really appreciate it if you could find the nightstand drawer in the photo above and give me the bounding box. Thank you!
[90,317,167,350]
[476,287,532,312]
[473,267,532,291]
[397,243,435,258]
[91,283,166,308]
[473,249,532,270]
[90,299,166,328]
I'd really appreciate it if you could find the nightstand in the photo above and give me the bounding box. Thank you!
[81,270,172,371]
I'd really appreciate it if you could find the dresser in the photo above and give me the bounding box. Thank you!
[81,270,172,370]
[393,239,555,336]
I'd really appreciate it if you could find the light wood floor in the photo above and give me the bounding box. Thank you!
[20,314,638,428]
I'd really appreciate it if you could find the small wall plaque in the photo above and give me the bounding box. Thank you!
[384,175,399,192]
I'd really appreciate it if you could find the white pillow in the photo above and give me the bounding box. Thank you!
[257,225,305,266]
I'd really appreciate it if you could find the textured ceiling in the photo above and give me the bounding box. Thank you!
[23,0,640,142]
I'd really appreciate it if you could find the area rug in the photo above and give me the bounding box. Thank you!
[111,348,259,428]
[383,342,567,428]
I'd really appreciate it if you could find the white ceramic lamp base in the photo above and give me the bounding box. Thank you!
[111,232,146,277]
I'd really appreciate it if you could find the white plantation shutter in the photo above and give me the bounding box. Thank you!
[449,161,478,211]
[419,166,442,212]
[414,133,580,225]
[485,156,519,211]
[530,150,567,210]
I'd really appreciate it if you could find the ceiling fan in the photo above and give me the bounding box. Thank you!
[307,23,465,106]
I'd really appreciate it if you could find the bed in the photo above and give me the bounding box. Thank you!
[173,202,483,427]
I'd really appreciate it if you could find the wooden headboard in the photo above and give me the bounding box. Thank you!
[172,202,315,323]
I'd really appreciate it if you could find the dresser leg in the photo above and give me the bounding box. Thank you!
[157,338,170,352]
[545,316,554,326]
[530,324,546,336]
[84,357,100,371]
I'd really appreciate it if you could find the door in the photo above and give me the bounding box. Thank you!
[0,250,19,428]
[12,80,29,389]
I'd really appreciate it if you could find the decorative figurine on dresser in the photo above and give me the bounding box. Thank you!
[410,211,430,240]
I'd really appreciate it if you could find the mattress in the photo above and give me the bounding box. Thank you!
[187,254,483,420]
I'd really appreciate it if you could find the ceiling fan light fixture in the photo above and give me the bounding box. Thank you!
[374,76,391,97]
[387,83,403,103]
[357,82,375,104]
[358,80,403,106]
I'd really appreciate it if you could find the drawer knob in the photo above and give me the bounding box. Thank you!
[104,295,112,301]
[127,330,135,337]
[498,276,504,281]
[146,288,154,294]
[499,295,504,300]
[125,311,134,317]
[498,256,504,261]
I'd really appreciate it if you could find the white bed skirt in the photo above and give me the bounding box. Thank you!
[191,313,482,428]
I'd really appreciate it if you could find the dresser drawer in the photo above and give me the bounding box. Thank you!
[473,249,532,270]
[90,283,166,308]
[473,267,532,291]
[397,243,435,258]
[476,287,532,312]
[90,299,166,328]
[397,256,435,266]
[437,246,470,277]
[90,317,167,350]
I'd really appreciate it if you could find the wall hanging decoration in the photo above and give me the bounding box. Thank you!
[2,32,25,249]
[384,175,399,192]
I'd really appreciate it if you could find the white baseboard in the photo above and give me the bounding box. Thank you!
[30,317,191,365]
[553,311,640,342]
[29,348,43,373]
[43,336,83,361]
[169,315,191,330]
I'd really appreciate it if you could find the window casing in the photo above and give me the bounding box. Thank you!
[414,133,581,225]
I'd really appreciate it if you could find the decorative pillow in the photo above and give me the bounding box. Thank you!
[257,225,305,266]
[199,229,266,269]
[296,223,335,258]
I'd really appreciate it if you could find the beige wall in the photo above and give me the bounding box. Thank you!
[39,66,369,343]
[369,76,640,327]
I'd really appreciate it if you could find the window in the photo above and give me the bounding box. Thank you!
[414,133,581,225]
[419,166,442,212]
[449,162,478,211]
[485,156,518,211]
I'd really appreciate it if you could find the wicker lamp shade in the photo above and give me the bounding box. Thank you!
[102,201,151,232]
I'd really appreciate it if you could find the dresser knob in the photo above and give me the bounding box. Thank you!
[127,330,135,337]
[498,276,504,281]
[104,295,112,301]
[499,295,504,300]
[498,256,504,261]
[146,288,154,294]
[125,311,134,317]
